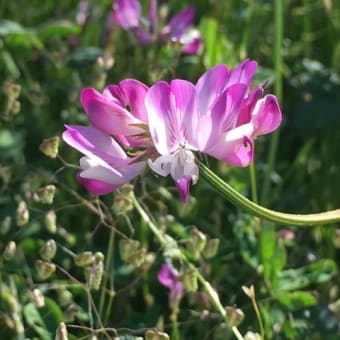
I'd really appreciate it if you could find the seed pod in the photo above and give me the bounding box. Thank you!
[85,252,104,290]
[36,260,56,280]
[182,267,198,292]
[203,238,220,259]
[34,185,56,204]
[225,306,244,327]
[39,136,60,158]
[145,330,170,340]
[16,201,29,226]
[40,239,57,260]
[31,288,45,308]
[3,241,16,260]
[191,228,207,253]
[55,322,68,340]
[44,210,57,233]
[74,251,93,267]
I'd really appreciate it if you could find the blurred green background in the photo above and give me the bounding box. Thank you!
[1,0,339,339]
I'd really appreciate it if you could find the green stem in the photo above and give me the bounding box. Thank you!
[249,162,258,204]
[262,0,284,205]
[199,162,340,226]
[130,192,242,339]
[99,226,115,324]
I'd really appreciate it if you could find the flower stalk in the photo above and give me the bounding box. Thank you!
[199,162,340,226]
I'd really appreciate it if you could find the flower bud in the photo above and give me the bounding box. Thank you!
[145,330,170,340]
[182,267,198,292]
[55,322,68,340]
[39,136,60,158]
[244,331,262,340]
[34,185,56,204]
[225,306,244,327]
[16,201,29,226]
[74,251,93,267]
[31,288,45,308]
[119,239,140,262]
[45,210,57,233]
[36,260,56,279]
[3,241,16,261]
[203,238,220,259]
[40,239,57,260]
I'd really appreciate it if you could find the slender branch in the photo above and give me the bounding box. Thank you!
[199,162,340,226]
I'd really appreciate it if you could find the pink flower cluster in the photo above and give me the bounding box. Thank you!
[112,0,202,54]
[63,60,282,202]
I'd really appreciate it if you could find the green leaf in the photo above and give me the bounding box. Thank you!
[276,291,317,310]
[260,222,286,289]
[38,20,80,41]
[0,20,25,36]
[23,303,51,340]
[68,47,103,68]
[278,259,337,291]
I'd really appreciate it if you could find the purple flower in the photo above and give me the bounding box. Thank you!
[81,79,150,148]
[62,125,146,195]
[112,0,202,54]
[146,60,282,202]
[158,264,185,308]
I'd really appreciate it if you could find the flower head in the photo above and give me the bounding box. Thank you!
[158,264,185,308]
[62,125,146,195]
[112,0,202,54]
[81,79,150,148]
[145,60,282,201]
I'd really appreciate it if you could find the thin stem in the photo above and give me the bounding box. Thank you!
[99,226,115,325]
[199,162,340,226]
[249,162,258,204]
[262,0,284,205]
[130,192,243,339]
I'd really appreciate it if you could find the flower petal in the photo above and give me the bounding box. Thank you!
[145,81,172,154]
[251,94,282,136]
[175,176,191,203]
[63,125,126,162]
[112,0,141,29]
[76,173,118,195]
[205,124,254,167]
[197,83,247,150]
[196,64,229,115]
[81,87,144,136]
[166,6,195,40]
[237,87,264,126]
[180,29,202,54]
[225,59,257,88]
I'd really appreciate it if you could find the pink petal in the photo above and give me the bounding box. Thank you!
[166,6,195,40]
[169,79,199,149]
[175,176,190,203]
[148,0,157,33]
[181,30,202,54]
[225,59,257,89]
[112,0,141,29]
[237,87,264,126]
[63,125,127,160]
[251,94,282,136]
[205,125,254,167]
[76,173,118,195]
[117,79,149,121]
[158,264,179,288]
[196,64,229,115]
[197,83,247,150]
[81,87,145,136]
[145,81,172,155]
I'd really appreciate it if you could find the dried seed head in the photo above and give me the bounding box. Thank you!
[39,136,60,158]
[36,260,56,280]
[3,241,16,261]
[40,239,57,260]
[16,201,29,226]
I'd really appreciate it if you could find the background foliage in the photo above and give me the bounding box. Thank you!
[1,0,339,339]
